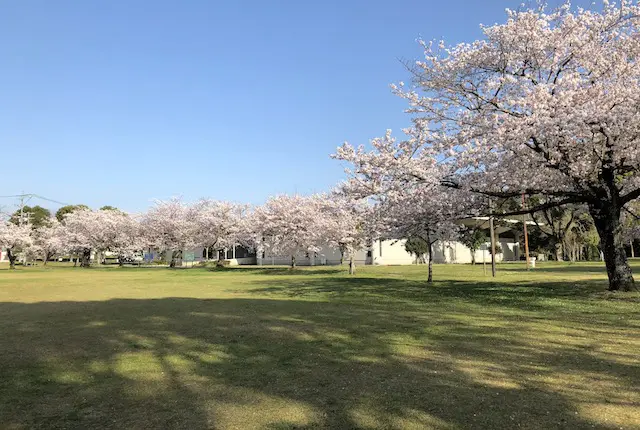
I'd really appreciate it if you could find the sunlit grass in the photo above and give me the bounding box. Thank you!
[0,261,638,429]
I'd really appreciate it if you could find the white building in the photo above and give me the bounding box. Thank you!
[180,217,534,266]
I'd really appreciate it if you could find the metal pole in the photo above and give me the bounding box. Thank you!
[522,193,531,270]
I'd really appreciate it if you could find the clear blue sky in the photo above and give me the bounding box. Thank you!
[0,0,590,213]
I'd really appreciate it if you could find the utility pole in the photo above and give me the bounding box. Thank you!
[18,194,25,226]
[522,193,531,270]
[489,199,497,277]
[16,193,34,227]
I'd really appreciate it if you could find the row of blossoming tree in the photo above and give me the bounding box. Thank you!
[2,2,640,290]
[0,195,385,275]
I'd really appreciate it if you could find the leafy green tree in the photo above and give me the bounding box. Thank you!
[564,213,600,261]
[99,205,118,211]
[404,236,430,264]
[55,205,89,223]
[9,205,52,229]
[459,227,488,265]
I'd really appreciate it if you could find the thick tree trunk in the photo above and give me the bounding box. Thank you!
[7,249,16,269]
[590,204,635,291]
[291,255,296,269]
[349,255,356,275]
[80,249,91,267]
[470,250,476,265]
[169,251,179,268]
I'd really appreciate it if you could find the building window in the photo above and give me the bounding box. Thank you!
[234,246,256,259]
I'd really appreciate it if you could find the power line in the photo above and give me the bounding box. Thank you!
[0,193,71,207]
[31,194,71,206]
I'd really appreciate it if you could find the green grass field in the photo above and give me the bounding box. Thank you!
[0,262,638,429]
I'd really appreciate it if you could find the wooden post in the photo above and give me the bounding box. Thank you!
[522,193,531,271]
[483,248,487,276]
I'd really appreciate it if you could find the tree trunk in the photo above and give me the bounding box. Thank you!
[7,249,16,269]
[290,255,296,269]
[470,249,476,265]
[349,255,356,275]
[590,204,635,291]
[554,242,563,262]
[80,249,91,267]
[169,250,179,268]
[489,210,497,277]
[73,256,78,267]
[426,231,433,283]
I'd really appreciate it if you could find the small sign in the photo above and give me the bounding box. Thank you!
[183,252,195,262]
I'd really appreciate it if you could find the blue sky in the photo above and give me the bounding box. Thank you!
[1,0,591,212]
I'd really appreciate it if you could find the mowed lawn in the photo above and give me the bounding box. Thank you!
[0,263,638,429]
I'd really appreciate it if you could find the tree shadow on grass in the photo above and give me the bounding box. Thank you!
[0,298,637,429]
[504,265,610,274]
[246,275,610,309]
[211,267,347,276]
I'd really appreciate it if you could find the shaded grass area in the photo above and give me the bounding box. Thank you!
[0,262,638,429]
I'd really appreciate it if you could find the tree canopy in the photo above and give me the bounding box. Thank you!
[10,205,51,229]
[56,205,90,223]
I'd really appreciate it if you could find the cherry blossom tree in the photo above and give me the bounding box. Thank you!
[338,2,640,291]
[141,198,196,267]
[192,199,248,262]
[35,220,65,265]
[253,195,324,268]
[99,210,144,265]
[0,222,33,269]
[378,180,478,282]
[320,196,376,275]
[335,136,480,282]
[61,209,103,267]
